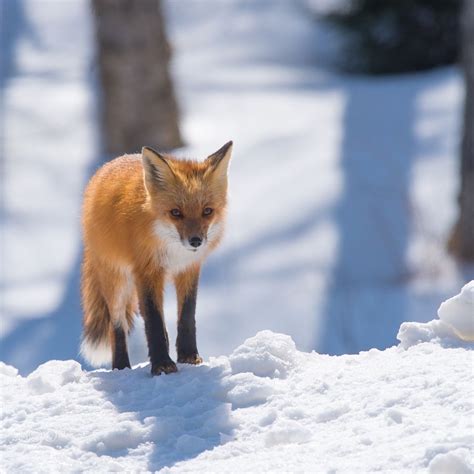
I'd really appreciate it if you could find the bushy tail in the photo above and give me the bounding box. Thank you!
[80,253,112,367]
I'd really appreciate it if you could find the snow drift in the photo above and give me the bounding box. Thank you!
[398,281,474,349]
[1,283,473,473]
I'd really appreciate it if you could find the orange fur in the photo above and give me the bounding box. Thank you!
[80,142,232,371]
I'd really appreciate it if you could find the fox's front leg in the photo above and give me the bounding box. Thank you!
[175,265,203,365]
[137,272,177,376]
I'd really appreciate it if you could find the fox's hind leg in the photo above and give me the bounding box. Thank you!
[81,250,114,367]
[111,325,130,370]
[101,267,135,370]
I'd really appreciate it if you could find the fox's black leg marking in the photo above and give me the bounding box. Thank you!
[176,280,202,364]
[112,326,131,370]
[141,288,177,375]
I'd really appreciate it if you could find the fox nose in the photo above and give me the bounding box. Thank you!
[189,236,202,248]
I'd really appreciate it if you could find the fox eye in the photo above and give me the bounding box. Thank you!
[203,207,213,216]
[170,209,183,218]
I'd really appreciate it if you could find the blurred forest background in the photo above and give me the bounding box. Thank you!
[1,0,473,374]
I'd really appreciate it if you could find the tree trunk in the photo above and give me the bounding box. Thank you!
[449,0,474,261]
[92,0,182,155]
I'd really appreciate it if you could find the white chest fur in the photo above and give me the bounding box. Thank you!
[154,221,205,274]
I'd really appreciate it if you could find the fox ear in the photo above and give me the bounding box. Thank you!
[142,146,175,191]
[206,141,233,180]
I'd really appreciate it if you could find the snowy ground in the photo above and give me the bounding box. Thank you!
[1,284,473,472]
[2,2,473,472]
[1,0,473,376]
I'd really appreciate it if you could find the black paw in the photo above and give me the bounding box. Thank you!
[177,354,203,365]
[112,362,131,370]
[151,359,178,376]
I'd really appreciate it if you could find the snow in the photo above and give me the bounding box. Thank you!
[398,281,474,349]
[228,330,298,379]
[2,315,473,472]
[438,281,474,341]
[2,1,473,471]
[428,449,473,474]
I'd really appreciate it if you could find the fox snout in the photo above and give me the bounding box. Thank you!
[183,234,206,252]
[178,221,209,251]
[189,236,202,248]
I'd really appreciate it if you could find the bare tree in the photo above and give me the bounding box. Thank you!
[92,0,182,155]
[449,0,474,261]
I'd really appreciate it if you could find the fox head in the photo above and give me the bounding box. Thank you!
[142,141,233,254]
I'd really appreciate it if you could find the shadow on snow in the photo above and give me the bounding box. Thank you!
[89,362,235,471]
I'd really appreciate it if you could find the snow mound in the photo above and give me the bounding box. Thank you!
[0,362,18,377]
[438,281,474,341]
[398,281,474,349]
[224,372,275,409]
[428,448,473,474]
[264,420,312,447]
[1,330,472,472]
[229,330,298,379]
[27,360,84,394]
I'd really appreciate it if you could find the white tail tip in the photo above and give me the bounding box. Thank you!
[79,338,112,367]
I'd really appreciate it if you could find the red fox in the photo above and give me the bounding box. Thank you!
[80,141,233,375]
